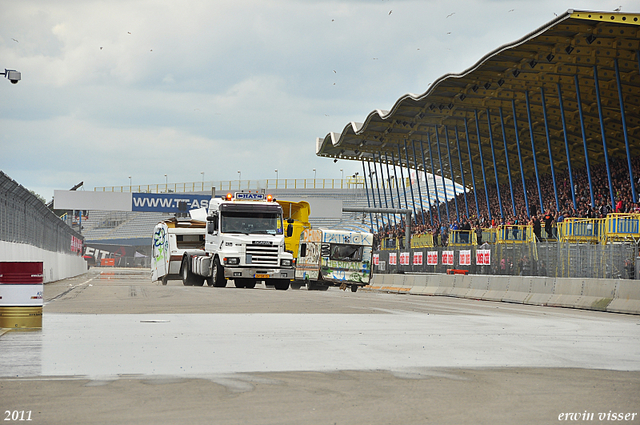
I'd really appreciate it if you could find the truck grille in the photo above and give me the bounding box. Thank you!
[246,244,279,266]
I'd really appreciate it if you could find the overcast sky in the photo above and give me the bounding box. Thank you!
[1,0,632,201]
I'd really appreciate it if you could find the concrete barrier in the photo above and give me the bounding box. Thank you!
[547,278,583,308]
[369,272,640,315]
[449,274,471,298]
[525,277,555,306]
[608,280,640,314]
[483,275,511,302]
[467,275,489,299]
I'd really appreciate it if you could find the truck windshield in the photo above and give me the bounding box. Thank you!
[221,211,283,235]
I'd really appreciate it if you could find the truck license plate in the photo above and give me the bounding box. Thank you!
[255,274,269,279]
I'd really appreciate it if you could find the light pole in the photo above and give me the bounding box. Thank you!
[274,169,278,189]
[164,174,168,192]
[340,168,344,179]
[201,171,205,190]
[237,171,241,189]
[128,176,132,192]
[1,69,21,84]
[313,168,316,179]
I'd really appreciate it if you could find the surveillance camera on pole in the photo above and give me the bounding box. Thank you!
[1,69,21,84]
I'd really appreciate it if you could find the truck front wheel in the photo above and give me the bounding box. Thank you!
[181,257,195,286]
[273,279,290,291]
[210,257,226,287]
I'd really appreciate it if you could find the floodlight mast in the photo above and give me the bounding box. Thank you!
[1,69,21,84]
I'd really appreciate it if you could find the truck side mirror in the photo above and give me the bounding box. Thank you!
[300,243,307,257]
[207,214,217,234]
[286,224,293,237]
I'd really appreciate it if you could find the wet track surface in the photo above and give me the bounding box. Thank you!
[1,268,639,424]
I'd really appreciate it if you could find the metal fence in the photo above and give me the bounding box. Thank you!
[373,241,639,279]
[0,171,83,254]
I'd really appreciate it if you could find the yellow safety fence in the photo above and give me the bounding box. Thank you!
[557,218,603,243]
[602,213,640,243]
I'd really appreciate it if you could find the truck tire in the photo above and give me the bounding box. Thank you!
[351,284,358,292]
[161,276,168,286]
[290,281,305,290]
[308,282,329,291]
[273,279,290,291]
[234,278,256,289]
[210,257,226,288]
[181,257,195,286]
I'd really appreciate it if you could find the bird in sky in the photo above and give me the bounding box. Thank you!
[508,9,515,12]
[388,10,392,15]
[446,12,455,18]
[614,6,622,11]
[12,38,18,42]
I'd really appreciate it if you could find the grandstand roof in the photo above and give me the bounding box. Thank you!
[316,9,640,188]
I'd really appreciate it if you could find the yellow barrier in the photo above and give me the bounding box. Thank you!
[496,225,534,243]
[447,230,476,246]
[481,228,498,244]
[411,233,434,248]
[557,218,603,243]
[603,213,640,243]
[380,237,403,250]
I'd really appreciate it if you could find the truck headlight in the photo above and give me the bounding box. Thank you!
[280,259,292,267]
[224,257,240,265]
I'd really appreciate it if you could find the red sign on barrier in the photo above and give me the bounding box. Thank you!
[459,250,471,266]
[427,251,438,266]
[476,249,491,266]
[442,251,454,266]
[388,253,397,265]
[373,254,379,266]
[413,251,423,266]
[0,262,44,284]
[399,252,410,266]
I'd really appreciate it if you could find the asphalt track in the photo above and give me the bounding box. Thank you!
[1,268,639,424]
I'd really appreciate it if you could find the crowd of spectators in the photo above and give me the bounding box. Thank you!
[373,156,640,247]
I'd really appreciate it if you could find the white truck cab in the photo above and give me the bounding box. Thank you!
[180,191,294,290]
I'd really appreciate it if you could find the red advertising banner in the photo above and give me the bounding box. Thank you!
[373,253,379,266]
[442,250,454,266]
[459,250,471,266]
[476,249,491,266]
[413,251,423,266]
[399,252,410,266]
[389,252,397,266]
[427,251,438,265]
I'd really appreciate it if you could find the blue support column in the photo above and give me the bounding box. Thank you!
[384,152,398,227]
[372,159,386,230]
[464,119,481,218]
[593,65,616,210]
[362,161,374,232]
[511,100,530,218]
[540,87,560,212]
[615,58,638,203]
[404,140,418,221]
[375,151,393,227]
[499,107,516,217]
[557,83,577,210]
[419,141,434,225]
[366,161,380,231]
[427,133,442,223]
[434,127,450,222]
[574,75,595,208]
[444,126,460,222]
[411,141,426,224]
[525,91,544,214]
[397,144,410,216]
[391,151,404,215]
[486,109,504,219]
[474,110,492,221]
[454,126,470,218]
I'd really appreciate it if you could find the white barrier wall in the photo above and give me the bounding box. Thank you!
[368,273,640,315]
[0,241,87,283]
